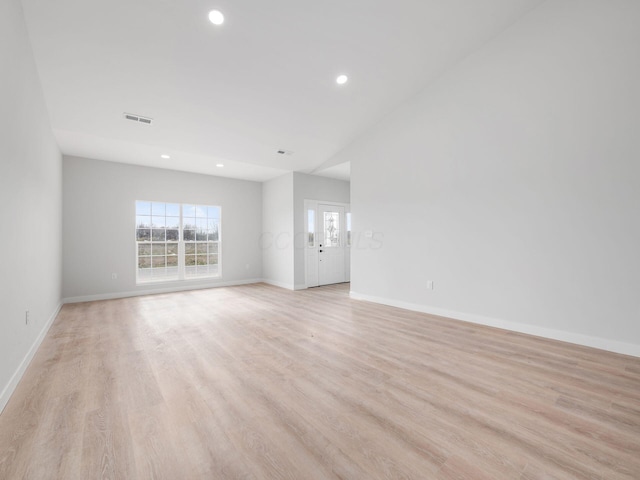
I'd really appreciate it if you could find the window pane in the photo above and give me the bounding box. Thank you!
[196,230,208,241]
[207,206,220,219]
[166,255,178,267]
[138,244,151,256]
[151,268,169,279]
[152,256,166,267]
[183,229,195,241]
[196,242,208,254]
[208,242,218,254]
[166,243,178,255]
[166,204,180,216]
[138,256,151,268]
[166,217,179,229]
[152,243,166,255]
[185,255,196,266]
[152,229,166,241]
[136,216,151,228]
[152,202,165,216]
[185,243,195,254]
[152,216,166,228]
[183,205,196,217]
[207,232,219,242]
[196,218,208,229]
[136,201,151,216]
[208,254,218,265]
[196,255,208,265]
[166,229,179,241]
[195,206,207,218]
[166,266,179,277]
[136,229,150,241]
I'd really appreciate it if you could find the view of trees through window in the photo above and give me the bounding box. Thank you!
[136,201,220,283]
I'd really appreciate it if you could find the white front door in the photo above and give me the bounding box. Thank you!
[318,204,346,286]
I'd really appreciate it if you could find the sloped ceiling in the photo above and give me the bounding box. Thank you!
[22,0,544,181]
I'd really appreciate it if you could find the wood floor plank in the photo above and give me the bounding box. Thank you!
[1,282,639,479]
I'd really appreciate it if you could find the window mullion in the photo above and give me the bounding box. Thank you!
[179,206,184,280]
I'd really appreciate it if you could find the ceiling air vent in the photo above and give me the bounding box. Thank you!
[123,112,153,125]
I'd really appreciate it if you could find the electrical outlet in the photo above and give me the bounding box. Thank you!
[111,273,118,280]
[25,310,30,325]
[427,280,434,290]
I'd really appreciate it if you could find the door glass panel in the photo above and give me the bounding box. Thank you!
[308,209,315,247]
[323,212,340,247]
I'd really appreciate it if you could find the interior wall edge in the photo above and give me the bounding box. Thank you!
[261,279,296,291]
[0,302,63,414]
[350,291,640,358]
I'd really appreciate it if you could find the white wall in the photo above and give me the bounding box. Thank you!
[340,0,640,355]
[261,173,295,289]
[0,0,62,411]
[293,173,350,288]
[63,156,262,301]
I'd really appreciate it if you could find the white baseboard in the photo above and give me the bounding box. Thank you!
[261,279,295,290]
[63,278,264,304]
[350,291,640,358]
[0,302,62,414]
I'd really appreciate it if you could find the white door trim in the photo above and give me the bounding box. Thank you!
[304,199,350,288]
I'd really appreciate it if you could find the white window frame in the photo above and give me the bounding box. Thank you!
[135,201,222,284]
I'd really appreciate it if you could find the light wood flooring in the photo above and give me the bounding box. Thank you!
[1,283,640,479]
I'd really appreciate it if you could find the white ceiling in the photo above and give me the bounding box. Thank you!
[22,0,544,182]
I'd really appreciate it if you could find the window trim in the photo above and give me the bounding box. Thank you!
[135,201,222,284]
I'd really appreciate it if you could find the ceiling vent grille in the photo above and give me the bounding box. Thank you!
[123,112,153,125]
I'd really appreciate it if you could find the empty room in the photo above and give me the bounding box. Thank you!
[1,0,639,478]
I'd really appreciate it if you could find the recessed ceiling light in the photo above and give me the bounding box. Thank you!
[208,10,224,25]
[336,74,348,85]
[160,154,170,159]
[216,163,224,168]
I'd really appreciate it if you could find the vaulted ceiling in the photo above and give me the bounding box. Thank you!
[22,0,544,181]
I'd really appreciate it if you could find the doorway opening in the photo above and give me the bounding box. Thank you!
[304,200,350,287]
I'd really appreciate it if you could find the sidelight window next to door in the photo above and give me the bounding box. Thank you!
[135,201,221,283]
